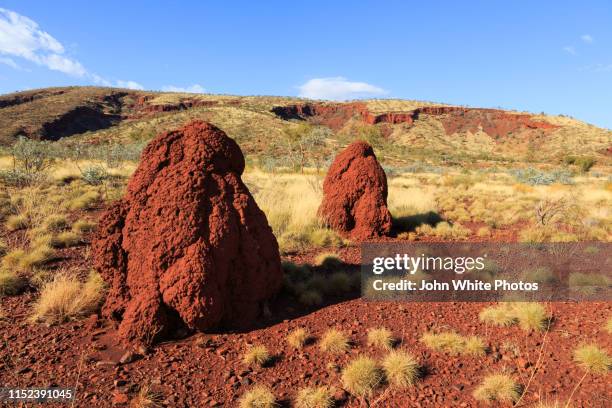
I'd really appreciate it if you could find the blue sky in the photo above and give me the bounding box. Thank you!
[1,1,611,128]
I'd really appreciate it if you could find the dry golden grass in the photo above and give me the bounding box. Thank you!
[573,344,611,374]
[605,317,612,334]
[295,386,334,408]
[512,302,550,331]
[314,252,342,268]
[242,345,271,367]
[463,336,487,357]
[382,350,420,388]
[129,384,163,408]
[473,373,520,403]
[238,385,276,408]
[479,303,517,327]
[72,219,96,233]
[287,328,310,349]
[366,327,394,350]
[247,171,344,252]
[341,356,383,398]
[479,302,549,331]
[5,214,28,231]
[68,190,99,210]
[0,268,25,295]
[3,244,55,273]
[42,214,69,231]
[51,231,82,248]
[319,329,350,354]
[30,272,104,324]
[420,331,486,356]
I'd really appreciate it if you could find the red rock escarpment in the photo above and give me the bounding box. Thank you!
[92,120,282,344]
[272,103,558,138]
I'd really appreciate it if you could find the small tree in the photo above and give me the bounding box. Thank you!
[282,123,329,173]
[10,137,55,174]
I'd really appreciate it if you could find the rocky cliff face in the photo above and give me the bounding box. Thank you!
[272,102,559,139]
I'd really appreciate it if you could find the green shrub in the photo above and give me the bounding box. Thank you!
[81,166,109,185]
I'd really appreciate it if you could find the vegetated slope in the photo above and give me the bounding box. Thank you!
[1,86,610,165]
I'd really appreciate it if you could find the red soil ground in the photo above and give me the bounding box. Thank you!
[1,220,610,407]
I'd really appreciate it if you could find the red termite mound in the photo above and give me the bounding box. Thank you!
[318,141,392,239]
[92,121,282,344]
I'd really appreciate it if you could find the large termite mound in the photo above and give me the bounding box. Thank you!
[92,121,282,344]
[318,141,392,239]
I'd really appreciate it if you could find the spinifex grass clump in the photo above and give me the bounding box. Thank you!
[314,252,343,268]
[319,329,350,354]
[366,327,394,350]
[605,317,612,334]
[295,386,334,408]
[382,350,420,388]
[30,272,105,324]
[341,356,383,398]
[0,268,25,296]
[242,345,271,367]
[239,385,276,408]
[479,302,550,331]
[573,344,611,374]
[473,373,520,403]
[287,328,310,349]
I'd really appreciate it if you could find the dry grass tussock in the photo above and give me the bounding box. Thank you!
[473,373,520,403]
[238,385,276,408]
[479,302,550,331]
[30,271,105,324]
[242,345,270,367]
[287,328,310,349]
[319,329,350,354]
[129,384,163,408]
[573,344,611,374]
[341,356,383,398]
[295,386,334,408]
[382,350,420,388]
[366,327,394,350]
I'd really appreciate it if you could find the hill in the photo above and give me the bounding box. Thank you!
[0,86,610,166]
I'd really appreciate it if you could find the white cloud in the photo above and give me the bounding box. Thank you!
[0,7,142,88]
[116,80,144,90]
[581,34,593,44]
[0,7,84,76]
[298,77,388,100]
[563,46,576,55]
[162,84,205,93]
[0,56,20,69]
[40,53,86,76]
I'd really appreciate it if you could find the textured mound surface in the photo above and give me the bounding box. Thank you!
[318,141,392,239]
[92,121,282,343]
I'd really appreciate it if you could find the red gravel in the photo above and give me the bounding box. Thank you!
[1,239,610,407]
